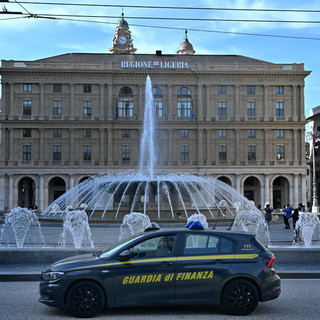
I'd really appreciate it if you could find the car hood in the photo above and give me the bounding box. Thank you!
[45,253,106,272]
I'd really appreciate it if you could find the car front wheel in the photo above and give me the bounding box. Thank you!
[221,279,259,315]
[67,280,105,318]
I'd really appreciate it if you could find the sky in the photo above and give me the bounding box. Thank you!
[0,0,320,119]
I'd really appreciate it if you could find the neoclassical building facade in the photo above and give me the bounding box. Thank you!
[0,18,310,213]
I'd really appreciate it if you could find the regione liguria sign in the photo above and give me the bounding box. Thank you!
[121,60,190,69]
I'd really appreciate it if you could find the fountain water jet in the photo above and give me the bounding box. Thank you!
[0,207,45,248]
[294,212,320,247]
[41,75,268,243]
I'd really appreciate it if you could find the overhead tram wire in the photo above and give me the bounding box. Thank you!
[15,13,320,24]
[13,2,320,14]
[27,15,320,41]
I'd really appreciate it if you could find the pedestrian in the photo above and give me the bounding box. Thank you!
[282,204,293,229]
[264,204,273,230]
[292,208,299,229]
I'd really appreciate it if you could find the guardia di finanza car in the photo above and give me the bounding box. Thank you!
[39,228,281,317]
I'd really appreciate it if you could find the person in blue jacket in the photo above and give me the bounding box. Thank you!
[282,204,293,229]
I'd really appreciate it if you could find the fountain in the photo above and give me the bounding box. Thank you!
[294,212,320,247]
[119,212,152,240]
[0,207,45,248]
[58,209,94,249]
[40,75,267,242]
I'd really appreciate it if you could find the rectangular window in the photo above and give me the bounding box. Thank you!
[53,145,61,161]
[219,129,227,138]
[83,129,92,138]
[53,84,62,93]
[276,129,284,138]
[83,145,92,161]
[218,85,226,94]
[277,145,285,160]
[155,145,160,163]
[119,98,134,117]
[247,86,255,94]
[219,145,227,161]
[181,145,189,161]
[276,102,284,117]
[23,100,32,115]
[248,129,256,138]
[218,101,227,117]
[181,129,189,138]
[122,129,130,138]
[23,129,32,138]
[53,100,62,115]
[248,145,256,161]
[83,84,92,93]
[53,129,62,138]
[83,101,92,116]
[276,86,284,94]
[23,84,32,93]
[177,98,192,117]
[122,145,130,161]
[23,145,31,161]
[247,102,256,117]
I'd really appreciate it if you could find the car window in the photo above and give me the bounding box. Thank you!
[129,235,177,258]
[184,234,235,255]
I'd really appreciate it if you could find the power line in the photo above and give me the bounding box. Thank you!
[11,1,320,14]
[42,16,320,41]
[15,13,320,24]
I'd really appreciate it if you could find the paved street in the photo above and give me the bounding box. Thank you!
[0,279,319,320]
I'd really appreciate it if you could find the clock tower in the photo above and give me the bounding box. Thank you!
[109,13,137,54]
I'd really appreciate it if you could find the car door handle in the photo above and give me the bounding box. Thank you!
[161,261,173,266]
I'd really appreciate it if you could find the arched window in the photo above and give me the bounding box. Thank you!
[177,87,192,118]
[118,87,134,117]
[153,87,163,118]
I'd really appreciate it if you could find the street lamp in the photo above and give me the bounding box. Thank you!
[311,131,320,213]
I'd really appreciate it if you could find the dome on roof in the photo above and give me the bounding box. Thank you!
[177,30,195,55]
[118,13,128,27]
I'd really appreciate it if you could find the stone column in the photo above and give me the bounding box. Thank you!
[39,128,44,162]
[9,174,14,210]
[234,85,239,120]
[139,85,143,120]
[293,129,298,164]
[9,83,14,119]
[107,84,113,120]
[40,82,45,118]
[197,85,203,121]
[293,174,299,207]
[300,85,305,119]
[168,129,173,165]
[235,174,241,194]
[205,85,210,120]
[167,86,172,119]
[292,85,297,120]
[107,128,113,165]
[99,84,105,119]
[206,129,211,165]
[263,85,268,119]
[301,174,307,206]
[264,129,269,164]
[9,129,14,162]
[39,175,45,211]
[69,129,74,162]
[0,175,5,211]
[264,175,270,205]
[70,84,75,119]
[197,128,203,165]
[100,128,104,164]
[235,129,240,165]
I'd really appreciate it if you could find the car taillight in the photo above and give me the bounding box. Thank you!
[263,257,276,268]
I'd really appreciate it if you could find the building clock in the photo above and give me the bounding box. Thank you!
[118,35,128,45]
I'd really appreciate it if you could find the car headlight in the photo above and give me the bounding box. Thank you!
[42,271,65,281]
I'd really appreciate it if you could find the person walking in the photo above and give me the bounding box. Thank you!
[264,204,273,230]
[282,204,293,229]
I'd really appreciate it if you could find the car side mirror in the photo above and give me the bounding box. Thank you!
[118,250,132,261]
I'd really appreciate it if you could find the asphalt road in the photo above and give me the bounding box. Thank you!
[1,279,319,320]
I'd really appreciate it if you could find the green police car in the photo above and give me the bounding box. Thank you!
[39,226,280,318]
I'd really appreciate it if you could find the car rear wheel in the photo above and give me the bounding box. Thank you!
[67,280,105,318]
[221,279,259,315]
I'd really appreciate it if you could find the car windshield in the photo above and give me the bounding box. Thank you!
[100,234,145,258]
